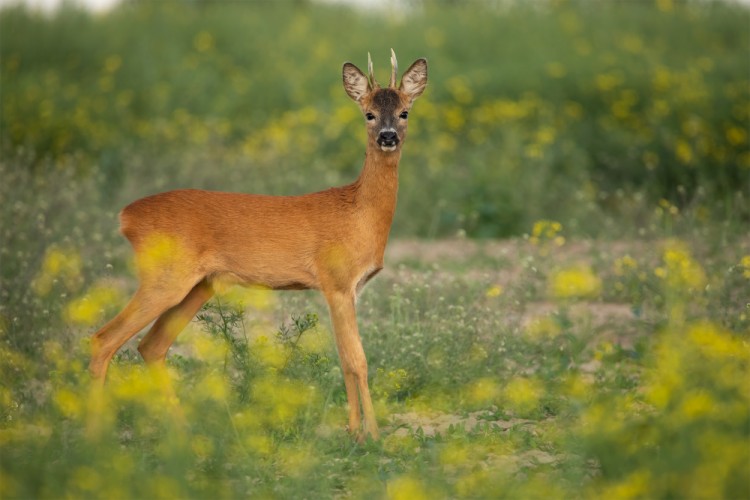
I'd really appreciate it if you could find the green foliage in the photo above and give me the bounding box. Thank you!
[1,0,748,237]
[1,1,749,498]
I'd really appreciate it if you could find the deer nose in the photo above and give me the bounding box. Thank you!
[378,130,399,147]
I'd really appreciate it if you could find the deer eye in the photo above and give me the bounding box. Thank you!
[399,111,409,120]
[365,112,376,121]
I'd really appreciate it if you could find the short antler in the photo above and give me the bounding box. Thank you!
[367,52,379,88]
[389,48,398,88]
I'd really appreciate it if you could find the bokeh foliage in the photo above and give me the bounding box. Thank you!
[2,0,748,236]
[1,1,749,498]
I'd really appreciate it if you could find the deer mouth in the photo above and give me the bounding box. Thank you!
[379,144,398,152]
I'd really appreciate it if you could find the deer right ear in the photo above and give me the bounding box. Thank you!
[343,62,370,102]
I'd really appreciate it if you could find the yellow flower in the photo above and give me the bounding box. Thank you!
[546,62,567,79]
[600,470,652,499]
[614,255,638,276]
[193,31,214,53]
[524,315,561,341]
[31,246,83,296]
[387,475,430,500]
[595,72,622,92]
[549,264,602,300]
[658,244,706,292]
[504,377,543,413]
[192,335,228,365]
[135,232,189,279]
[54,388,83,419]
[675,139,694,164]
[439,441,471,467]
[65,282,125,326]
[726,125,747,146]
[466,377,500,406]
[740,255,750,279]
[680,392,714,421]
[485,284,503,298]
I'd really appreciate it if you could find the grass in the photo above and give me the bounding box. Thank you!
[2,232,749,498]
[1,0,749,498]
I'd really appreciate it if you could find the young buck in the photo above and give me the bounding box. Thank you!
[89,50,428,440]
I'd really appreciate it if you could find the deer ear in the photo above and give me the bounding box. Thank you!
[343,62,370,102]
[400,58,428,100]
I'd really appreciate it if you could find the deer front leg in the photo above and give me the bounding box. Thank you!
[324,289,379,441]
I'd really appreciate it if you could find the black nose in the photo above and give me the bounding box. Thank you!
[378,130,399,147]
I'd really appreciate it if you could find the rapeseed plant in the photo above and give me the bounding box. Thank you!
[549,264,602,300]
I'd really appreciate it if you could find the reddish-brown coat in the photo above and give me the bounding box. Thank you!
[90,52,428,441]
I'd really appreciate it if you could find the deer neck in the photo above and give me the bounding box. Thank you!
[355,148,400,219]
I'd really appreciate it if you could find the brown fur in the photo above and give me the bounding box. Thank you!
[89,53,428,441]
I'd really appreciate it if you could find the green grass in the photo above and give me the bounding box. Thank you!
[2,235,749,498]
[1,1,749,498]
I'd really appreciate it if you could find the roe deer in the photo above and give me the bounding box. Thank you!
[89,50,428,440]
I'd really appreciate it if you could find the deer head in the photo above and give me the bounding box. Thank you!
[342,49,428,153]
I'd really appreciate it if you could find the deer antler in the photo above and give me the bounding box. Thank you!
[367,52,379,88]
[390,48,398,88]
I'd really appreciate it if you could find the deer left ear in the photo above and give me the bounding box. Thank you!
[400,58,428,100]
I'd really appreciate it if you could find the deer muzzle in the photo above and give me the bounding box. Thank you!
[377,129,399,151]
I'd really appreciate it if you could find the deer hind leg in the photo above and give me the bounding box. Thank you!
[324,289,379,441]
[138,278,215,367]
[89,276,202,384]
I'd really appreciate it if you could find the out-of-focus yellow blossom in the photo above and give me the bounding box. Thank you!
[439,441,471,468]
[740,255,750,279]
[244,433,273,457]
[71,466,101,493]
[446,76,473,104]
[135,232,189,279]
[455,469,494,498]
[374,368,410,399]
[253,335,286,370]
[277,445,318,478]
[192,335,228,365]
[549,264,602,300]
[524,315,562,341]
[529,220,565,253]
[216,283,276,311]
[194,371,229,403]
[675,139,693,164]
[485,284,503,298]
[251,375,317,426]
[680,392,714,421]
[657,243,706,292]
[595,72,622,92]
[599,470,652,499]
[504,377,543,413]
[466,377,500,406]
[193,31,214,53]
[688,321,747,360]
[65,282,125,326]
[725,125,747,146]
[190,434,214,459]
[387,475,430,500]
[31,246,83,296]
[383,433,419,455]
[297,325,331,354]
[54,388,84,419]
[546,62,567,78]
[613,255,638,276]
[657,0,674,11]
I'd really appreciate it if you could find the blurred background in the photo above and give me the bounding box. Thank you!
[1,0,748,342]
[2,0,748,236]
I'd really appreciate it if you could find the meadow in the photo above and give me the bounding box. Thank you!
[1,0,749,498]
